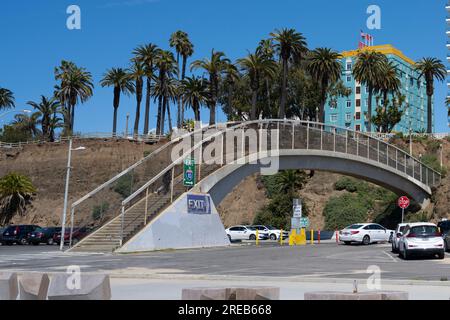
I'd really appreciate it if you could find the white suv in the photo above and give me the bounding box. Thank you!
[225,226,268,241]
[398,223,445,260]
[391,223,408,253]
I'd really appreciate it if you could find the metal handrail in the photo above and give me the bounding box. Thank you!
[122,119,441,208]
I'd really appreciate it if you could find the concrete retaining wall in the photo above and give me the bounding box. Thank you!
[117,193,230,253]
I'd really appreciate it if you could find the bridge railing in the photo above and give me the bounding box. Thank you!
[116,119,442,247]
[66,122,239,249]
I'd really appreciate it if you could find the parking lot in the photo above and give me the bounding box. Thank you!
[0,242,449,282]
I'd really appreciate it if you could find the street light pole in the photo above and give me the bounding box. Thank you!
[60,140,86,251]
[0,109,32,119]
[60,139,73,251]
[125,113,130,138]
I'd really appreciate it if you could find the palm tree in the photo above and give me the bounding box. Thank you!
[133,44,160,134]
[275,170,307,197]
[191,50,230,125]
[270,28,308,119]
[256,39,276,115]
[154,50,177,135]
[415,57,447,133]
[100,68,135,136]
[54,61,94,133]
[0,173,36,226]
[238,53,277,120]
[306,48,342,123]
[353,50,387,132]
[0,87,15,110]
[128,61,146,136]
[378,60,401,104]
[12,112,41,138]
[222,62,240,119]
[26,96,60,141]
[180,76,209,121]
[179,36,194,126]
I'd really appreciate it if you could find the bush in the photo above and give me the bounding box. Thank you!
[426,140,441,154]
[324,194,371,230]
[113,173,134,199]
[0,125,33,143]
[92,202,109,221]
[421,154,447,176]
[334,177,359,193]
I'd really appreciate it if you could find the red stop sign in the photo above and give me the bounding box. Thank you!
[398,196,410,209]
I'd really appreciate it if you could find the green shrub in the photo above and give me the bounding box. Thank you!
[426,140,441,154]
[92,202,109,221]
[421,154,447,176]
[334,177,359,192]
[324,194,371,230]
[113,173,134,198]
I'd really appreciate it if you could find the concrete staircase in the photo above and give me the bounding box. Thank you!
[70,185,185,253]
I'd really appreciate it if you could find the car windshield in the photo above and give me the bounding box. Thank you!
[34,227,44,232]
[409,226,439,237]
[346,224,363,230]
[4,226,16,233]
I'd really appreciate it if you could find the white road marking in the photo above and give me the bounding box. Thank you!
[383,251,399,263]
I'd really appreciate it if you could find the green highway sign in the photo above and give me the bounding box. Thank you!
[300,217,309,228]
[183,158,196,187]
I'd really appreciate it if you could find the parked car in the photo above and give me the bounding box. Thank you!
[53,227,90,245]
[444,232,450,253]
[339,223,394,245]
[251,225,289,240]
[27,227,62,245]
[1,225,41,245]
[225,225,269,241]
[398,223,445,260]
[391,223,408,253]
[0,227,4,245]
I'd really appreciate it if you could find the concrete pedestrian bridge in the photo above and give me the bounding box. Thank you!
[67,120,441,253]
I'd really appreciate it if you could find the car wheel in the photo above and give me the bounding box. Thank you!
[32,242,39,246]
[344,241,351,245]
[270,234,277,241]
[249,234,256,241]
[362,235,370,245]
[438,251,445,259]
[6,241,13,246]
[18,238,28,245]
[47,238,54,245]
[227,234,231,242]
[403,246,410,260]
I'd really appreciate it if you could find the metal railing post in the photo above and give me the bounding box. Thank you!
[404,154,407,174]
[144,187,149,224]
[292,122,295,150]
[377,140,380,163]
[367,136,370,159]
[320,125,323,150]
[356,133,359,156]
[395,150,398,171]
[345,130,348,154]
[386,146,389,166]
[306,122,310,150]
[333,128,336,152]
[426,168,429,185]
[120,205,125,246]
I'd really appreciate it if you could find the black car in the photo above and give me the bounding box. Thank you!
[1,225,41,245]
[0,227,4,245]
[27,227,62,245]
[438,220,450,252]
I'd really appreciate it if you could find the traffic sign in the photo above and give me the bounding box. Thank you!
[398,196,410,209]
[300,217,309,228]
[183,158,196,187]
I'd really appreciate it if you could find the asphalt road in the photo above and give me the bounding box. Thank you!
[0,242,449,281]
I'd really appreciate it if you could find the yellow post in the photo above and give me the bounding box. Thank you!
[289,229,296,246]
[299,228,307,245]
[310,229,314,245]
[256,230,259,246]
[280,229,283,246]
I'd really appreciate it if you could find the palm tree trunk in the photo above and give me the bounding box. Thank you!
[278,59,288,119]
[134,89,142,137]
[143,78,151,134]
[166,99,173,134]
[250,89,258,120]
[112,86,120,137]
[160,95,167,135]
[209,102,216,125]
[156,95,163,135]
[70,103,75,133]
[427,94,432,133]
[194,100,200,122]
[266,78,271,118]
[227,85,233,120]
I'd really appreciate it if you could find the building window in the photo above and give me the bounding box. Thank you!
[346,75,352,82]
[345,113,352,122]
[346,62,352,71]
[346,100,351,108]
[356,86,361,94]
[356,99,361,107]
[330,114,338,122]
[355,124,361,131]
[355,112,361,120]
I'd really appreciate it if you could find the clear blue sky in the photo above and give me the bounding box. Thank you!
[1,0,448,133]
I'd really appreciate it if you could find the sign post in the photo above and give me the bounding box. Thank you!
[183,158,196,187]
[398,196,410,223]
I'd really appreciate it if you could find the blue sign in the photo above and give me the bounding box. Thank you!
[187,194,211,215]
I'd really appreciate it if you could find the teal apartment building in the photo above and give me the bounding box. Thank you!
[325,44,431,133]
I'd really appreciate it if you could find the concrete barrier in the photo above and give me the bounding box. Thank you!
[182,287,280,300]
[47,274,111,300]
[0,273,18,300]
[18,273,50,300]
[304,291,408,300]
